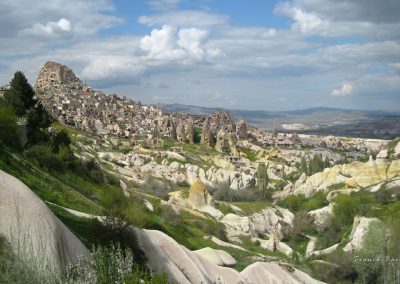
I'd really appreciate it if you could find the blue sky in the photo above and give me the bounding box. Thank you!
[0,0,399,111]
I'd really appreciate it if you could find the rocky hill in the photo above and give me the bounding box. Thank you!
[35,61,84,91]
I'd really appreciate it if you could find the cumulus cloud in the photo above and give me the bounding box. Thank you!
[274,0,400,39]
[19,18,72,38]
[331,83,353,96]
[140,25,222,63]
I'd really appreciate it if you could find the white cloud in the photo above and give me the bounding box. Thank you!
[138,10,229,27]
[274,0,400,39]
[331,83,353,96]
[140,25,222,63]
[19,18,72,38]
[0,0,122,39]
[147,0,182,11]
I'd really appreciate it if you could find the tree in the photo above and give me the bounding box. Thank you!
[300,157,308,175]
[3,71,36,116]
[257,162,269,199]
[27,103,54,143]
[51,129,71,153]
[0,106,18,146]
[193,127,201,144]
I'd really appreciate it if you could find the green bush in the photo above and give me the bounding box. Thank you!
[25,144,65,172]
[213,183,260,202]
[278,194,307,212]
[140,174,175,200]
[333,194,372,228]
[303,192,328,211]
[0,106,18,147]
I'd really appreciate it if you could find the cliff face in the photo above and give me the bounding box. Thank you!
[35,61,84,90]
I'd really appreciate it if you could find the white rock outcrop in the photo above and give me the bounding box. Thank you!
[0,170,89,275]
[343,216,380,252]
[193,247,237,267]
[308,203,334,229]
[133,227,324,284]
[241,262,324,284]
[221,206,294,241]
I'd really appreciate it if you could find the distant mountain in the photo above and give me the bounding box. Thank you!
[161,103,400,139]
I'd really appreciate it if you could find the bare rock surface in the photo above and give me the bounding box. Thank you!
[343,216,380,252]
[0,170,89,275]
[133,227,324,284]
[168,179,223,218]
[241,262,325,284]
[308,203,334,229]
[193,247,237,267]
[35,61,83,90]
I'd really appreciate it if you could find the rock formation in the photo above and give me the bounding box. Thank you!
[241,262,324,284]
[163,116,177,139]
[186,119,195,144]
[308,203,334,230]
[395,141,400,158]
[210,111,235,132]
[343,216,380,252]
[221,206,295,250]
[200,118,213,146]
[0,170,89,275]
[133,227,324,284]
[176,120,187,143]
[168,179,223,218]
[236,117,248,139]
[35,61,84,90]
[215,130,239,156]
[193,247,237,267]
[288,158,400,198]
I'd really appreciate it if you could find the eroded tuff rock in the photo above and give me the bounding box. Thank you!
[133,227,324,284]
[308,203,334,230]
[241,262,324,284]
[236,117,248,139]
[210,111,235,132]
[193,247,237,267]
[200,118,214,146]
[0,170,89,275]
[343,216,380,252]
[221,206,294,241]
[394,141,400,158]
[289,158,400,198]
[176,120,187,143]
[215,129,240,156]
[186,119,195,144]
[168,179,223,218]
[35,61,84,90]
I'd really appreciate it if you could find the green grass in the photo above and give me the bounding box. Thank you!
[0,145,102,214]
[240,147,257,162]
[232,201,272,215]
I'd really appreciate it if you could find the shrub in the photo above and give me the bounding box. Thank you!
[213,183,259,202]
[0,106,18,147]
[303,191,328,211]
[66,244,167,284]
[25,144,65,172]
[140,174,175,200]
[278,194,307,212]
[333,194,371,228]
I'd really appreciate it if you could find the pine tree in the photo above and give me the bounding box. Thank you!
[3,71,37,116]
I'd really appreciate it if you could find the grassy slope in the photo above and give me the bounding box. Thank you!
[0,144,102,214]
